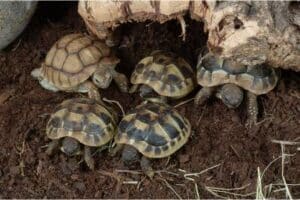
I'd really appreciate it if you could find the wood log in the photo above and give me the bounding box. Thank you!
[78,0,300,71]
[78,0,189,45]
[191,1,300,71]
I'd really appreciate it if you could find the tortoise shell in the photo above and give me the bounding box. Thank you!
[197,53,279,95]
[131,50,195,98]
[115,101,191,158]
[40,33,115,90]
[47,98,117,147]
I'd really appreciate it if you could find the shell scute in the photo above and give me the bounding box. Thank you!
[66,36,92,54]
[47,98,117,147]
[197,53,278,94]
[57,33,83,49]
[144,127,167,146]
[222,59,247,74]
[79,46,100,66]
[52,49,68,70]
[131,50,195,98]
[41,33,114,89]
[93,41,111,56]
[159,122,179,140]
[48,116,62,128]
[45,45,57,65]
[63,54,83,74]
[115,102,191,158]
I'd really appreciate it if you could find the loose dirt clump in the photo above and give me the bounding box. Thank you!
[0,2,299,199]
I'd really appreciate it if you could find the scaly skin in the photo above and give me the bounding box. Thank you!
[247,91,258,127]
[140,156,154,179]
[194,87,216,105]
[45,139,60,155]
[121,145,154,178]
[112,70,129,93]
[78,81,101,101]
[84,146,95,170]
[129,84,139,94]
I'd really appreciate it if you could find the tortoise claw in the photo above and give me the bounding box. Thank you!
[84,146,95,170]
[141,156,154,179]
[194,87,214,105]
[247,91,258,128]
[45,140,60,155]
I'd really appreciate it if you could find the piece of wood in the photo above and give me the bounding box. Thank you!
[78,1,190,44]
[78,0,300,71]
[191,1,300,71]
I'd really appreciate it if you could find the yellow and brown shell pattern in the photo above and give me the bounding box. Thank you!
[41,33,112,90]
[47,98,117,147]
[115,101,191,158]
[197,53,279,95]
[131,50,195,98]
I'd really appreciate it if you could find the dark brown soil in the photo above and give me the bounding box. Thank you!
[0,2,299,199]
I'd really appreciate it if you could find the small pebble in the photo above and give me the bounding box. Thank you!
[179,154,190,163]
[71,174,79,180]
[67,158,79,171]
[9,166,19,176]
[36,160,43,176]
[73,181,86,192]
[8,178,15,186]
[143,178,151,187]
[213,154,221,162]
[231,114,240,123]
[296,105,300,112]
[94,191,103,198]
[60,161,71,175]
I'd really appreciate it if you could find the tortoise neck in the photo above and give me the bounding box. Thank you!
[61,137,81,156]
[144,96,167,105]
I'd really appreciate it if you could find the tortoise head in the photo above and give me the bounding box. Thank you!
[31,67,42,80]
[60,137,81,156]
[216,84,244,109]
[122,145,140,165]
[92,68,113,89]
[93,57,120,89]
[139,85,167,104]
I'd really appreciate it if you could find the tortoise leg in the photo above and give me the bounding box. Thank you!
[246,91,258,127]
[140,156,154,179]
[46,139,60,155]
[105,29,121,47]
[39,79,59,92]
[121,145,140,165]
[78,81,101,101]
[194,87,215,105]
[31,67,60,92]
[129,84,139,94]
[112,71,129,93]
[84,146,95,170]
[109,143,124,157]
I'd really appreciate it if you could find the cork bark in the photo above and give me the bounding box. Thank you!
[78,1,189,40]
[78,0,300,71]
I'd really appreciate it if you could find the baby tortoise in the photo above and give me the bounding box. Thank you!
[31,33,128,100]
[195,53,279,126]
[113,99,191,178]
[130,50,195,101]
[46,98,118,170]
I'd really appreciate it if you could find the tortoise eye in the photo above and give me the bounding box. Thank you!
[49,117,62,128]
[158,58,164,63]
[136,63,144,73]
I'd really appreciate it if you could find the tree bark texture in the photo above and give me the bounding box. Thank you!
[78,1,300,71]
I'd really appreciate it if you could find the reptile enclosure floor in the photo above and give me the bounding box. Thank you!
[0,2,299,199]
